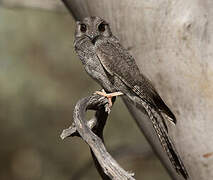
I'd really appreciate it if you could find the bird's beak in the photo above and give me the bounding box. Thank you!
[90,35,100,45]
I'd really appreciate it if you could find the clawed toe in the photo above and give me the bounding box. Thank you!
[94,89,123,107]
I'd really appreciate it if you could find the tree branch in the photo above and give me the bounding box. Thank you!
[61,94,135,180]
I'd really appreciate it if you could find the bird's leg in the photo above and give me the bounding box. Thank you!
[95,89,123,107]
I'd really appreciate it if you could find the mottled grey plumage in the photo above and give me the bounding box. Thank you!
[74,16,188,179]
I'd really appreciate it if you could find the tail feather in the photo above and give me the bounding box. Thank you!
[143,101,188,179]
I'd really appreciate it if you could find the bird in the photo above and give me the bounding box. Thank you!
[74,16,188,179]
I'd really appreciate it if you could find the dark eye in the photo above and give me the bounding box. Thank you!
[80,24,87,32]
[98,23,106,32]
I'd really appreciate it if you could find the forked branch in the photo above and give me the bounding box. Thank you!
[61,94,135,180]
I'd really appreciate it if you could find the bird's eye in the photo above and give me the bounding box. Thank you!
[98,23,106,32]
[80,24,87,33]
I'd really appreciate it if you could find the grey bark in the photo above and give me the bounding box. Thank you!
[61,1,213,180]
[61,95,135,180]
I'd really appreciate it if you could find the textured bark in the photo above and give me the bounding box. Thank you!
[62,1,213,180]
[61,95,135,180]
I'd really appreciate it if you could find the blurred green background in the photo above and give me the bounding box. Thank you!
[0,5,170,180]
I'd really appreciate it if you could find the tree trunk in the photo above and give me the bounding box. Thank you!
[67,1,213,180]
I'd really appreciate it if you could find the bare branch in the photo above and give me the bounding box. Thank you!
[61,95,135,180]
[71,144,153,180]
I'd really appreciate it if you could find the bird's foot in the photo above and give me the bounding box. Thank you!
[95,89,123,108]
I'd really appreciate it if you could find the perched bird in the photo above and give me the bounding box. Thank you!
[74,16,188,179]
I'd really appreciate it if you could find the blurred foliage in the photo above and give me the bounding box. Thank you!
[0,6,170,180]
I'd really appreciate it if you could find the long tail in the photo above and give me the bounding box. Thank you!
[142,101,189,179]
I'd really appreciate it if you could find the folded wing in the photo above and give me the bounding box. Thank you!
[95,39,176,123]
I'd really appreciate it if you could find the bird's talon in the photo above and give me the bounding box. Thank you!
[94,90,123,109]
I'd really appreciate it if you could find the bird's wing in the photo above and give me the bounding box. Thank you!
[95,39,176,123]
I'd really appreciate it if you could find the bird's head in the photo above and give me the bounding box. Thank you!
[75,16,112,45]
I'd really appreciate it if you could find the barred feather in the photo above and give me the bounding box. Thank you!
[142,100,188,179]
